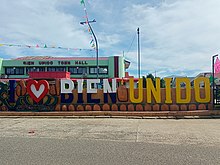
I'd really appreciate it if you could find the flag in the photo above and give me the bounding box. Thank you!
[214,57,220,75]
[209,75,217,84]
[210,75,213,83]
[80,0,85,5]
[91,43,95,48]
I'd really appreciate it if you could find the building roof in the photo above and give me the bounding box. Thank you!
[12,56,109,61]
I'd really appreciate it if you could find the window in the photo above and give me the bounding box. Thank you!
[5,67,24,75]
[47,67,66,72]
[68,67,87,75]
[78,67,87,74]
[47,67,56,72]
[56,67,66,71]
[89,66,108,74]
[99,67,108,74]
[26,67,45,74]
[69,67,78,74]
[89,67,98,74]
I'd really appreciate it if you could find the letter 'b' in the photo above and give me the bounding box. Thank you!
[61,79,74,93]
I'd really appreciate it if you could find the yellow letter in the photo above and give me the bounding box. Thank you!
[147,78,161,103]
[194,77,211,103]
[164,78,172,104]
[176,78,191,103]
[129,78,143,103]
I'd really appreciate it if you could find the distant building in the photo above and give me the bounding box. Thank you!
[166,72,213,88]
[164,75,194,88]
[190,72,211,86]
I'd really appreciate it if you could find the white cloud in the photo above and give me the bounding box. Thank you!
[98,33,121,49]
[122,0,220,77]
[0,0,91,50]
[1,0,220,78]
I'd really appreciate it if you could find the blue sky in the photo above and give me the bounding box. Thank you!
[0,0,220,78]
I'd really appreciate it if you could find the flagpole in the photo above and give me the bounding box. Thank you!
[137,28,141,78]
[80,0,99,79]
[212,54,218,108]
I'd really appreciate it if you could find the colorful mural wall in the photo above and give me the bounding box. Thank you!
[0,77,212,111]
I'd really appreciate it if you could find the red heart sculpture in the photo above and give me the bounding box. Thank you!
[27,80,49,103]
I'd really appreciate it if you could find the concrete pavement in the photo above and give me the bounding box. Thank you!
[0,118,220,165]
[0,118,219,145]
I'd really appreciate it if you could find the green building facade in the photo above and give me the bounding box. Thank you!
[0,56,130,79]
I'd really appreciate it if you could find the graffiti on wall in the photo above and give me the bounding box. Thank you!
[0,77,212,111]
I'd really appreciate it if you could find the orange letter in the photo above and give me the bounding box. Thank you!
[164,78,172,104]
[194,77,211,103]
[147,78,161,103]
[176,78,191,103]
[129,78,143,103]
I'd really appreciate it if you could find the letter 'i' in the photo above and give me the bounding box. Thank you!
[9,80,16,103]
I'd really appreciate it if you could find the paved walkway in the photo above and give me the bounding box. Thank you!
[0,118,219,146]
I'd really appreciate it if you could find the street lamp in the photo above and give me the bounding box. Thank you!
[80,19,99,79]
[212,54,218,107]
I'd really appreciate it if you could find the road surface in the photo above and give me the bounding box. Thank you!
[0,118,219,165]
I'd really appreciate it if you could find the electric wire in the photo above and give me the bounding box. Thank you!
[125,32,136,57]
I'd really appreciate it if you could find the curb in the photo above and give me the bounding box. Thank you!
[0,110,220,118]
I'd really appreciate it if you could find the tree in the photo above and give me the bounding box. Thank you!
[142,76,146,88]
[160,78,166,88]
[145,73,166,88]
[147,73,155,87]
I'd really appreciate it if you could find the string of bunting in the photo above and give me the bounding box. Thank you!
[80,0,96,49]
[0,1,95,51]
[0,43,94,51]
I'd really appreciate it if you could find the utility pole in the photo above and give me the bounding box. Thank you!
[137,28,141,78]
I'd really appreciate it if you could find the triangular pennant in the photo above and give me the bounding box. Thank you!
[80,0,85,5]
[209,75,217,82]
[91,43,95,48]
[90,39,94,44]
